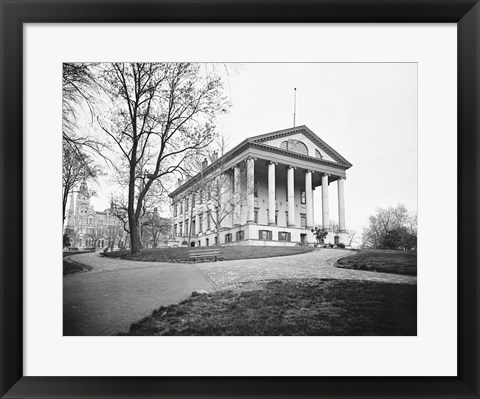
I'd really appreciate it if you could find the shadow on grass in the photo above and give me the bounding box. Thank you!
[122,278,416,336]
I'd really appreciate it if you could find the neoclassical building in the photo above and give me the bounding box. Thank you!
[169,125,352,247]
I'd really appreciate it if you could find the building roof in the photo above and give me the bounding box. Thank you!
[170,125,352,198]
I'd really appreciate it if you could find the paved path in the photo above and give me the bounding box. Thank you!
[63,253,215,336]
[63,249,416,336]
[195,249,417,288]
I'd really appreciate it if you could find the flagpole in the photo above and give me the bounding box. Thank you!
[293,88,297,127]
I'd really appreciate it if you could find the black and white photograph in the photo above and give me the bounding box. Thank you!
[63,62,417,336]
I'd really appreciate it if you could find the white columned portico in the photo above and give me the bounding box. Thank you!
[305,170,313,228]
[246,157,255,223]
[322,173,330,229]
[233,165,241,226]
[268,161,277,225]
[287,166,296,227]
[338,177,346,232]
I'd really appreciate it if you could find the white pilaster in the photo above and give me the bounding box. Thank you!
[176,201,181,237]
[338,177,346,232]
[233,165,241,226]
[182,197,186,236]
[194,192,199,235]
[246,157,255,222]
[287,166,296,227]
[305,170,313,228]
[322,173,330,229]
[202,192,207,232]
[268,161,277,225]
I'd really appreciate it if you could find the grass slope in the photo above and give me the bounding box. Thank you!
[124,279,417,336]
[105,246,315,263]
[63,252,94,275]
[336,249,417,276]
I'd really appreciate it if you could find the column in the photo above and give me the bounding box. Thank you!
[182,197,186,236]
[287,166,296,227]
[338,177,346,232]
[322,173,330,229]
[176,201,181,237]
[194,192,199,235]
[268,161,277,225]
[202,191,207,232]
[233,165,241,226]
[305,170,313,228]
[246,157,255,222]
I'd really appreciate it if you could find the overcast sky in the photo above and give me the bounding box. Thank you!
[89,63,417,235]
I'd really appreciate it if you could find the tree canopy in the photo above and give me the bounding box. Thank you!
[362,204,417,250]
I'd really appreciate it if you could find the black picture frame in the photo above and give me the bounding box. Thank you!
[1,1,479,398]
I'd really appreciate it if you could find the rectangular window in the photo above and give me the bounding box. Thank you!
[334,236,340,245]
[254,208,259,223]
[180,223,183,236]
[301,213,307,229]
[285,211,289,226]
[278,232,291,241]
[215,236,218,245]
[254,178,258,197]
[225,233,232,243]
[275,210,278,225]
[301,190,306,204]
[259,230,272,240]
[207,211,211,230]
[199,214,203,232]
[236,230,244,241]
[173,224,177,237]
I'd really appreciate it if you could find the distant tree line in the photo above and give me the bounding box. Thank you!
[362,204,417,251]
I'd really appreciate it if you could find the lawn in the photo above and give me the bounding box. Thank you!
[123,279,417,336]
[336,249,417,276]
[104,245,315,263]
[63,252,94,275]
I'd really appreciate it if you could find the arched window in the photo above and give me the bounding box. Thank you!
[291,140,308,156]
[280,139,309,156]
[315,149,323,159]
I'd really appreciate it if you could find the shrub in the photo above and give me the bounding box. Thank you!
[337,243,346,249]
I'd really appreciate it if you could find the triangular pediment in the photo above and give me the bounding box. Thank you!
[248,126,352,167]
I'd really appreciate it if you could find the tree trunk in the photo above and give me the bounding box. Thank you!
[62,188,69,222]
[129,218,141,254]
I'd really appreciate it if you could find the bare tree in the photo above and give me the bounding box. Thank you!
[97,63,228,254]
[180,137,248,245]
[62,143,101,221]
[362,204,417,249]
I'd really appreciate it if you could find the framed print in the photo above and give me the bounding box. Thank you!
[1,0,479,398]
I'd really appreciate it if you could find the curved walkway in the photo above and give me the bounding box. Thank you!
[63,249,416,336]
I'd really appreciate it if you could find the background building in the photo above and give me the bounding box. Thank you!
[64,181,127,250]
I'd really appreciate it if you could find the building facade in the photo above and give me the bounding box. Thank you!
[64,181,127,249]
[169,126,352,247]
